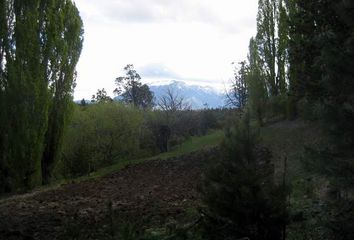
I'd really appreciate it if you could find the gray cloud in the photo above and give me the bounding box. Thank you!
[77,0,256,33]
[85,0,217,23]
[137,63,223,88]
[138,63,181,79]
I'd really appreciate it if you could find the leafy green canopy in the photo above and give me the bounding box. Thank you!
[58,103,143,178]
[0,0,83,191]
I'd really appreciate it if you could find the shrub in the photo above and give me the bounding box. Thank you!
[296,98,324,121]
[56,103,143,178]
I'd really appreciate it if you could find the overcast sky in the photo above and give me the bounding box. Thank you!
[73,0,258,100]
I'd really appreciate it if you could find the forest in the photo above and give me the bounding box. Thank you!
[0,0,353,239]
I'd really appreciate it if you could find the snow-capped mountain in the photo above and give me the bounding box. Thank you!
[149,80,225,109]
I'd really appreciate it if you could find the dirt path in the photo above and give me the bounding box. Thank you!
[0,148,219,240]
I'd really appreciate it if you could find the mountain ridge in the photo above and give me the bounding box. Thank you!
[77,81,226,109]
[149,80,226,109]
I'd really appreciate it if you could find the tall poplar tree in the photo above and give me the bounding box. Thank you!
[276,0,288,95]
[40,0,83,185]
[256,0,278,96]
[3,0,49,189]
[247,38,268,126]
[0,0,83,191]
[256,0,289,97]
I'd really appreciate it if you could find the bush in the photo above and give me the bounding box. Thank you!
[198,109,219,135]
[143,109,222,153]
[55,103,143,178]
[296,98,324,121]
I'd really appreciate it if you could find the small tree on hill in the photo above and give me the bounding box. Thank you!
[156,88,191,152]
[114,64,154,109]
[91,88,113,103]
[158,87,191,113]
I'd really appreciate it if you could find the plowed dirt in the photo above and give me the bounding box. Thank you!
[0,148,219,240]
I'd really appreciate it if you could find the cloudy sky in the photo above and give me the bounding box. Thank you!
[74,0,258,100]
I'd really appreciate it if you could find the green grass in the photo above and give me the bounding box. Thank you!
[155,130,224,160]
[73,130,224,181]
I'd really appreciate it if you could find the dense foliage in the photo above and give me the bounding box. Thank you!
[0,0,83,192]
[55,102,224,178]
[57,103,143,178]
[291,1,354,239]
[225,0,354,239]
[0,0,353,239]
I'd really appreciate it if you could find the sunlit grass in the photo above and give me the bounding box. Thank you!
[156,130,224,160]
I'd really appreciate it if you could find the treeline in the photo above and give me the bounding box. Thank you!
[0,1,230,194]
[203,0,354,239]
[231,0,353,128]
[51,63,227,179]
[0,0,83,193]
[292,1,354,238]
[56,95,226,179]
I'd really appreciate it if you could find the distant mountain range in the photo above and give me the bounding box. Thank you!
[149,80,226,109]
[77,81,226,109]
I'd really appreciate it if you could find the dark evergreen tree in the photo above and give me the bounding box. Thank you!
[291,1,354,238]
[201,112,287,240]
[285,0,327,116]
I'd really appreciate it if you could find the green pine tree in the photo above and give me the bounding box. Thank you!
[201,112,287,240]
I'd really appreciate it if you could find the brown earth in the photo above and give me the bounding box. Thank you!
[0,148,219,240]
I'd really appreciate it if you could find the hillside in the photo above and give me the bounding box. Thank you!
[0,149,219,240]
[0,121,324,240]
[0,132,223,240]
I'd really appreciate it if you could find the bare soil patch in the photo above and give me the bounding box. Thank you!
[0,148,219,240]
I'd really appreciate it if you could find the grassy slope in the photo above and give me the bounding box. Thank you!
[61,120,325,239]
[0,120,328,239]
[75,120,319,189]
[74,130,224,181]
